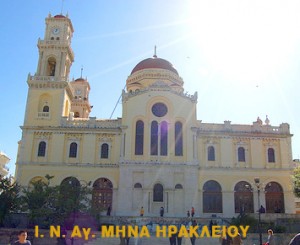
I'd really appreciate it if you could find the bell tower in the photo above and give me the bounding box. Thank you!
[36,13,74,78]
[24,14,75,127]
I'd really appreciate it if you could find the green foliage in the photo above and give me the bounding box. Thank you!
[21,175,92,228]
[0,175,20,227]
[292,166,300,198]
[230,214,258,232]
[273,225,286,233]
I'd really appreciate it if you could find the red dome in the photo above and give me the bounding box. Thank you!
[74,78,86,82]
[54,14,66,18]
[131,57,178,75]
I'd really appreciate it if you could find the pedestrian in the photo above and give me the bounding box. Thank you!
[265,229,275,245]
[190,219,197,245]
[232,232,242,245]
[191,207,195,217]
[160,207,164,217]
[14,230,32,245]
[140,206,144,216]
[187,210,190,217]
[107,205,111,216]
[169,232,177,245]
[209,220,213,235]
[288,233,300,245]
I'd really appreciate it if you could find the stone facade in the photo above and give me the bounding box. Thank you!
[15,14,295,218]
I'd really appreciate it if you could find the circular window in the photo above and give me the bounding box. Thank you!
[152,103,168,117]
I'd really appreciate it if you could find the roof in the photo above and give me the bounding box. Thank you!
[131,57,179,75]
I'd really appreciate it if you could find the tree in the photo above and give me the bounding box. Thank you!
[0,175,20,227]
[21,175,58,228]
[21,175,92,228]
[292,165,300,198]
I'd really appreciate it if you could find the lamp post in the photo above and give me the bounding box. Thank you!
[254,177,263,245]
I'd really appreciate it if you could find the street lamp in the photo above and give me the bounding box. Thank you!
[254,177,263,245]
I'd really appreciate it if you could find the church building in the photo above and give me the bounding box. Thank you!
[15,13,295,218]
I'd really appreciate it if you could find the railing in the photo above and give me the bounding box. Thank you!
[37,112,50,119]
[61,117,122,129]
[28,74,68,82]
[198,122,290,135]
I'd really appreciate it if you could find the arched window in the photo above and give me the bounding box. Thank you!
[60,177,81,202]
[238,147,246,162]
[37,141,46,157]
[153,183,163,202]
[268,148,275,162]
[203,180,222,213]
[234,181,254,213]
[208,146,215,161]
[28,176,48,189]
[101,143,109,159]
[69,142,77,158]
[47,57,56,76]
[151,121,158,155]
[135,120,144,155]
[175,184,183,189]
[43,105,49,112]
[92,178,113,212]
[175,122,183,156]
[265,182,284,213]
[134,183,142,188]
[160,121,168,156]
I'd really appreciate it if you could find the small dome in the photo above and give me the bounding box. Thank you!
[54,14,66,19]
[75,78,86,82]
[131,57,178,75]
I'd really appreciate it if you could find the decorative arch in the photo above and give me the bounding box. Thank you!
[265,182,284,213]
[134,183,142,188]
[203,180,222,213]
[175,184,183,189]
[60,177,81,199]
[92,178,113,212]
[28,176,48,188]
[153,183,163,202]
[234,181,254,213]
[43,106,49,112]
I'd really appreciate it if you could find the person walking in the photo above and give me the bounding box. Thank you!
[160,206,164,217]
[106,205,111,216]
[232,232,242,245]
[266,229,275,245]
[191,207,195,217]
[288,233,300,245]
[140,206,144,216]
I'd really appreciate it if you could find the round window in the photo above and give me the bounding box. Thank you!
[152,103,168,117]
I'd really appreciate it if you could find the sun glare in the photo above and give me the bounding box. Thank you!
[187,0,300,87]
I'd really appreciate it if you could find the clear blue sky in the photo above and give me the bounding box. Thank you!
[1,0,300,176]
